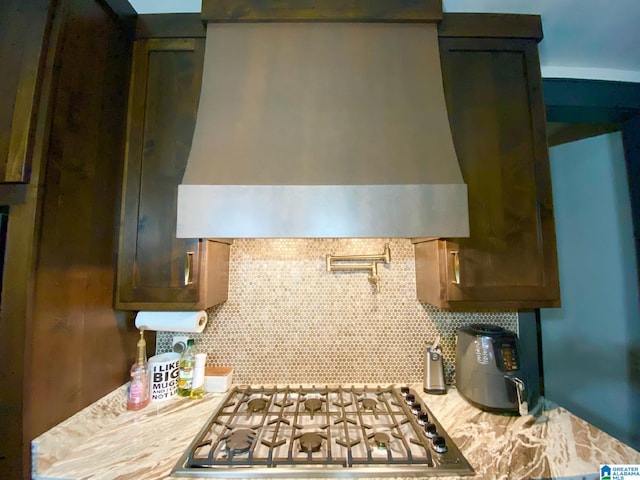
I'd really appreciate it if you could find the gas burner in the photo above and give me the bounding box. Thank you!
[247,398,268,414]
[360,398,378,411]
[371,432,391,450]
[224,429,255,455]
[304,398,323,414]
[298,432,324,453]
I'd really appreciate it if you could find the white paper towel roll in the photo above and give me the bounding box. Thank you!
[135,311,208,333]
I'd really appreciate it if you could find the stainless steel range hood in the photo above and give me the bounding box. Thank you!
[177,21,469,239]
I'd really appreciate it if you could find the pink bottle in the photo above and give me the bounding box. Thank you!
[127,329,150,411]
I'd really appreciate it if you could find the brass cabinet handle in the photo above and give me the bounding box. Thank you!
[450,250,460,285]
[184,251,194,286]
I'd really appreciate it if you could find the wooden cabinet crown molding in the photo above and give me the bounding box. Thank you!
[135,13,206,39]
[438,13,542,41]
[201,0,443,22]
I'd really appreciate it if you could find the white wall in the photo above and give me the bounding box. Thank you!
[541,132,640,449]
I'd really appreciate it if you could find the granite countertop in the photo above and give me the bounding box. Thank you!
[32,384,640,480]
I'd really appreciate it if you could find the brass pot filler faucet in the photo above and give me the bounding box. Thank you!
[325,243,391,293]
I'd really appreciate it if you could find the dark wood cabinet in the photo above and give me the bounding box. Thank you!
[1,1,140,476]
[415,18,560,311]
[0,0,50,183]
[115,37,229,311]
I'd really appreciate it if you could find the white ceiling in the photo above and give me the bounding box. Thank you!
[127,0,640,82]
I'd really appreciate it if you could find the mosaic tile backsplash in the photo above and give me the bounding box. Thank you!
[156,239,517,385]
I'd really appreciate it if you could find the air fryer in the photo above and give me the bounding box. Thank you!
[455,324,528,415]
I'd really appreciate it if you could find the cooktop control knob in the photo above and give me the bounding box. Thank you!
[400,386,410,397]
[405,393,416,405]
[411,403,422,415]
[417,413,429,425]
[432,436,448,453]
[424,422,438,438]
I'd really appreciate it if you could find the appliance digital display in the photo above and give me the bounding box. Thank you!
[496,342,519,371]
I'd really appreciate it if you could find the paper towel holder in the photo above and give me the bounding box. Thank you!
[134,310,209,334]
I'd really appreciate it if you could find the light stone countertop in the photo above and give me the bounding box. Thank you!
[32,384,640,480]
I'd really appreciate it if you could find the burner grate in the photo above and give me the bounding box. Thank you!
[175,386,474,478]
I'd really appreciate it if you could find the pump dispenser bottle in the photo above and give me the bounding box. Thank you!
[127,329,150,411]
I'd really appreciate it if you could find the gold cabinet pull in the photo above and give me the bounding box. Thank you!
[184,251,194,286]
[450,250,460,285]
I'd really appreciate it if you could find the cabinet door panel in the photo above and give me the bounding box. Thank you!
[416,37,559,310]
[449,48,541,286]
[116,38,228,310]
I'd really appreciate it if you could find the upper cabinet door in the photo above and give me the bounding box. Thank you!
[0,0,51,183]
[416,36,560,310]
[115,38,229,311]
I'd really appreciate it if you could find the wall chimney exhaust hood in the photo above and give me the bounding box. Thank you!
[177,6,469,239]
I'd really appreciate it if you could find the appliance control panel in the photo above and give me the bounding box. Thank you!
[494,339,520,371]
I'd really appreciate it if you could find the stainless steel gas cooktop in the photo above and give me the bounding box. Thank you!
[171,385,474,478]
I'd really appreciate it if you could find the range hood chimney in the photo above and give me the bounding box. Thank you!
[177,4,469,239]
